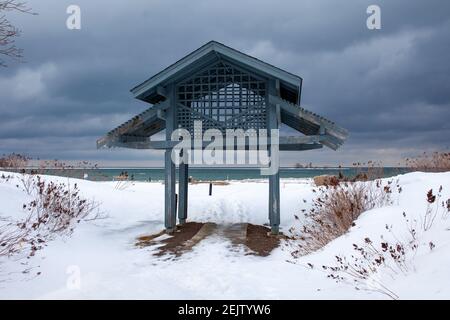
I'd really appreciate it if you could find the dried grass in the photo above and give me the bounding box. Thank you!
[406,152,450,172]
[290,179,396,256]
[0,153,29,169]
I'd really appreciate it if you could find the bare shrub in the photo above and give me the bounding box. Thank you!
[1,162,104,281]
[290,179,397,256]
[321,187,449,300]
[322,237,404,300]
[0,176,103,262]
[22,176,102,237]
[406,152,450,172]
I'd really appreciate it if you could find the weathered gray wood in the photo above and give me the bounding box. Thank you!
[178,161,188,224]
[164,149,176,232]
[164,84,177,233]
[267,79,281,235]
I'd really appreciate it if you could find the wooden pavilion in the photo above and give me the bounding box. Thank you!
[97,41,348,234]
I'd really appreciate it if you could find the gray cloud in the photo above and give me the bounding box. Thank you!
[1,0,449,166]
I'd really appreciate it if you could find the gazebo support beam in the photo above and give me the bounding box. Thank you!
[164,149,176,233]
[268,79,281,235]
[164,85,177,233]
[178,159,189,225]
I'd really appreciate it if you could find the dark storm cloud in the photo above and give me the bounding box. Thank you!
[0,0,449,165]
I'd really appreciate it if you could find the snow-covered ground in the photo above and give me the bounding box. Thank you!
[0,170,449,299]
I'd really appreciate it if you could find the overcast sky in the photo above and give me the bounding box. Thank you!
[1,0,449,167]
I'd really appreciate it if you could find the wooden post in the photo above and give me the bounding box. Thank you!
[175,193,178,216]
[178,161,188,224]
[164,84,177,233]
[209,182,212,196]
[269,171,280,234]
[267,79,281,235]
[164,149,176,232]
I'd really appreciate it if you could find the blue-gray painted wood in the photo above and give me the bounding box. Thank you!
[178,161,188,224]
[268,79,280,235]
[164,84,177,233]
[164,149,176,232]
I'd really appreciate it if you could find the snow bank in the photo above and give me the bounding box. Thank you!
[0,170,449,299]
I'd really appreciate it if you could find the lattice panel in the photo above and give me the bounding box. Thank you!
[176,61,266,134]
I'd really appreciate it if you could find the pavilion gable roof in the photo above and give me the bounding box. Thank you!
[130,41,303,105]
